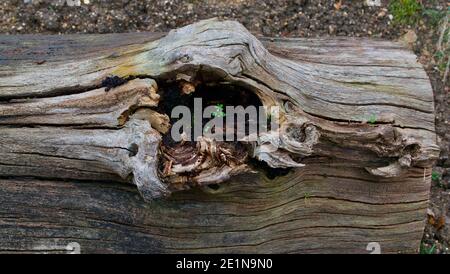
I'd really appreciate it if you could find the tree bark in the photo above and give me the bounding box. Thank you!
[0,19,438,253]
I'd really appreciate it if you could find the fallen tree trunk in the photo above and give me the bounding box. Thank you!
[0,19,438,253]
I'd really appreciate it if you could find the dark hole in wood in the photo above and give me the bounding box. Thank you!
[102,75,127,92]
[157,81,264,144]
[207,184,221,191]
[156,79,290,189]
[128,143,139,157]
[248,158,292,179]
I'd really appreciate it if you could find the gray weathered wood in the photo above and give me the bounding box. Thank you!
[0,19,438,253]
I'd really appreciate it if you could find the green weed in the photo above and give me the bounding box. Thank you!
[389,0,422,25]
[420,242,436,254]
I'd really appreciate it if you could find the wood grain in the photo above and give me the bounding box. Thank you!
[0,164,430,253]
[0,19,438,253]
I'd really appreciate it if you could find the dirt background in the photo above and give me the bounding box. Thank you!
[1,0,449,253]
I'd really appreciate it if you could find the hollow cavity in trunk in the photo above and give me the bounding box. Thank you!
[154,80,281,191]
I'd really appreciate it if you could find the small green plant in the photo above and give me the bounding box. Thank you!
[431,171,441,181]
[212,104,226,118]
[423,8,448,27]
[389,0,422,25]
[420,243,436,254]
[435,50,445,61]
[367,114,377,125]
[431,170,446,188]
[435,49,449,73]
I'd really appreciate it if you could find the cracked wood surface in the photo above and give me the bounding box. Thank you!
[0,166,430,253]
[0,19,438,253]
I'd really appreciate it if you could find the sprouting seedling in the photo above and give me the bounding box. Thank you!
[212,104,226,118]
[431,171,441,181]
[431,171,445,188]
[367,114,377,125]
[420,243,436,254]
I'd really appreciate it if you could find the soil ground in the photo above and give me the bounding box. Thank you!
[0,0,449,253]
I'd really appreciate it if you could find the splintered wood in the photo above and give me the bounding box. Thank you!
[0,19,438,253]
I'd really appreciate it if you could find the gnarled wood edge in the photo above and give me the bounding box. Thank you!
[0,18,439,201]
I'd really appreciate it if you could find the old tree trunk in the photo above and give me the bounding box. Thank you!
[0,19,438,253]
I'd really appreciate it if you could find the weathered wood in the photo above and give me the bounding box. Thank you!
[0,168,430,254]
[0,19,438,253]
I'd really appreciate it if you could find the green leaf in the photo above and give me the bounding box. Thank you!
[367,114,377,124]
[389,0,422,25]
[431,171,440,181]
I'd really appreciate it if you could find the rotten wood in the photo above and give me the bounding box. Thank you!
[0,19,438,253]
